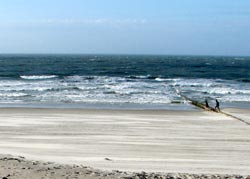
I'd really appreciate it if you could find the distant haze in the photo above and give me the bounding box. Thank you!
[0,0,250,56]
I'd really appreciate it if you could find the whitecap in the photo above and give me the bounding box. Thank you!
[20,75,58,80]
[155,78,166,81]
[0,93,28,97]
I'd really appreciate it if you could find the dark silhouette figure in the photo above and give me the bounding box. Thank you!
[205,99,209,108]
[215,99,220,111]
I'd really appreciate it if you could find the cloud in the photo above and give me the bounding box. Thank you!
[0,18,148,28]
[39,18,148,26]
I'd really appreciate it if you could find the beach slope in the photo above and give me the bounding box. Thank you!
[0,108,249,177]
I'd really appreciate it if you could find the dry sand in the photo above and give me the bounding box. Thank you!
[1,155,249,179]
[0,108,249,178]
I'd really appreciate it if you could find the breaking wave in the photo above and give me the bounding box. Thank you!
[20,75,58,80]
[0,54,249,108]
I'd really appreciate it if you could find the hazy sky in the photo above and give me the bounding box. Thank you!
[0,0,250,55]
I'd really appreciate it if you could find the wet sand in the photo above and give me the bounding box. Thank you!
[0,108,250,177]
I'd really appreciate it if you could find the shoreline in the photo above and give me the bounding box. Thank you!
[0,108,250,177]
[0,101,250,111]
[0,102,197,111]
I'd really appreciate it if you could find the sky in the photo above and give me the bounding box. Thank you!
[0,0,250,56]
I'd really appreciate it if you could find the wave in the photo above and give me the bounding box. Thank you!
[222,95,250,102]
[0,93,30,97]
[207,88,250,95]
[65,75,96,81]
[46,86,82,92]
[237,78,250,83]
[20,75,58,80]
[0,75,249,105]
[126,75,159,80]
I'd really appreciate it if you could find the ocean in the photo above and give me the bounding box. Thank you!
[0,54,249,109]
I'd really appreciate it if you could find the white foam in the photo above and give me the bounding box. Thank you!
[222,95,250,102]
[208,88,250,95]
[172,78,214,87]
[0,93,28,97]
[155,78,167,81]
[0,76,249,105]
[20,75,58,80]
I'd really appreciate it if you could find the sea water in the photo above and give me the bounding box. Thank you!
[0,54,249,109]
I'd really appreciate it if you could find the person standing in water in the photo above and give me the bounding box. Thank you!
[215,99,220,111]
[205,99,209,108]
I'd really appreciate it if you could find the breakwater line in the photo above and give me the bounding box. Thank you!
[176,89,250,126]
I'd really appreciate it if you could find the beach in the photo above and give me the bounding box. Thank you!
[1,0,250,176]
[0,108,250,178]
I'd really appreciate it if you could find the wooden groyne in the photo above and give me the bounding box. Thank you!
[177,90,250,126]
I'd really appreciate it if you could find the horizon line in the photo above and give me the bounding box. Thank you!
[0,53,249,58]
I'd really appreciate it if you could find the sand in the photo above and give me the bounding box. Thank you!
[1,155,249,179]
[0,108,250,178]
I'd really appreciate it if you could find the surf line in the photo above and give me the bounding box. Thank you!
[175,89,250,126]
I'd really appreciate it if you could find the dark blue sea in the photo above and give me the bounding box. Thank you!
[0,54,249,109]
